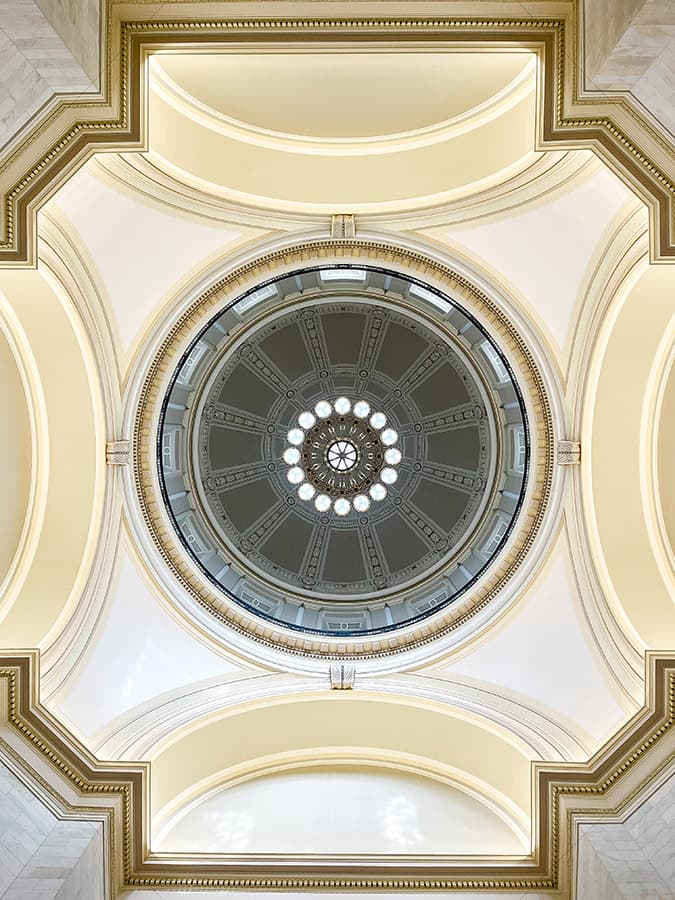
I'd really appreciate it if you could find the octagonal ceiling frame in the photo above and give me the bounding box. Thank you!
[0,6,673,266]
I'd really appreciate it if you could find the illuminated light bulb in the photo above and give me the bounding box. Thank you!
[381,428,398,446]
[380,467,398,485]
[334,396,351,415]
[353,400,370,419]
[384,447,402,466]
[287,428,304,446]
[353,494,370,512]
[287,467,305,484]
[314,493,331,512]
[334,498,351,516]
[283,447,301,465]
[298,482,315,501]
[315,400,332,418]
[370,412,386,430]
[369,483,387,501]
[298,411,316,429]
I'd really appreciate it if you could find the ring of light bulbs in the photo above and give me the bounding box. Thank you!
[283,397,402,516]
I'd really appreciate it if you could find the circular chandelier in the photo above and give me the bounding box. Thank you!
[283,397,401,515]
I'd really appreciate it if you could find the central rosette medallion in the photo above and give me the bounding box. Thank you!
[326,439,358,472]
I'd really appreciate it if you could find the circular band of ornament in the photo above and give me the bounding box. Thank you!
[134,242,554,659]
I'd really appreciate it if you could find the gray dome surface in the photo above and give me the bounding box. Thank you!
[159,266,528,636]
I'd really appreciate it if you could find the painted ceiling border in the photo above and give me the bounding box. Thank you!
[0,8,673,265]
[0,650,673,893]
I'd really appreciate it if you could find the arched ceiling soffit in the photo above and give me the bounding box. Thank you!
[94,140,595,234]
[92,667,590,764]
[582,262,675,651]
[144,50,538,212]
[145,695,535,830]
[0,318,34,605]
[0,10,674,264]
[0,268,104,650]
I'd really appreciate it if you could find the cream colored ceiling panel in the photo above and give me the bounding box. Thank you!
[587,263,675,650]
[0,268,100,649]
[50,536,246,745]
[0,326,32,597]
[157,765,527,854]
[439,542,630,750]
[657,361,675,554]
[49,163,263,363]
[155,52,532,141]
[427,163,638,361]
[148,696,533,826]
[147,66,536,212]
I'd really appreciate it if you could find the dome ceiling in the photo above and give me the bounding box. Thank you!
[1,8,673,892]
[159,265,528,637]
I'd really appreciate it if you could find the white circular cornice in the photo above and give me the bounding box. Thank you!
[121,232,565,673]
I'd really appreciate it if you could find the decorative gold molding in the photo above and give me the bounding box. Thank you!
[331,214,356,238]
[132,240,555,660]
[1,650,673,893]
[106,440,130,465]
[557,440,581,465]
[0,8,673,264]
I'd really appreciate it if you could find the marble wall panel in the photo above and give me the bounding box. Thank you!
[0,0,94,150]
[586,0,675,135]
[0,761,57,895]
[0,761,105,900]
[576,774,675,899]
[34,0,99,83]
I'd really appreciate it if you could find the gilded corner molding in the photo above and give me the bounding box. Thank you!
[1,650,673,893]
[0,7,673,266]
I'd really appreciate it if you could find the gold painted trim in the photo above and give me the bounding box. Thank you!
[133,240,554,659]
[0,10,673,264]
[1,651,673,892]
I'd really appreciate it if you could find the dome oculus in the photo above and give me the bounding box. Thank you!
[157,265,529,638]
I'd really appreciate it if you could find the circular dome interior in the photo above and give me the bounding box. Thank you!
[159,266,528,637]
